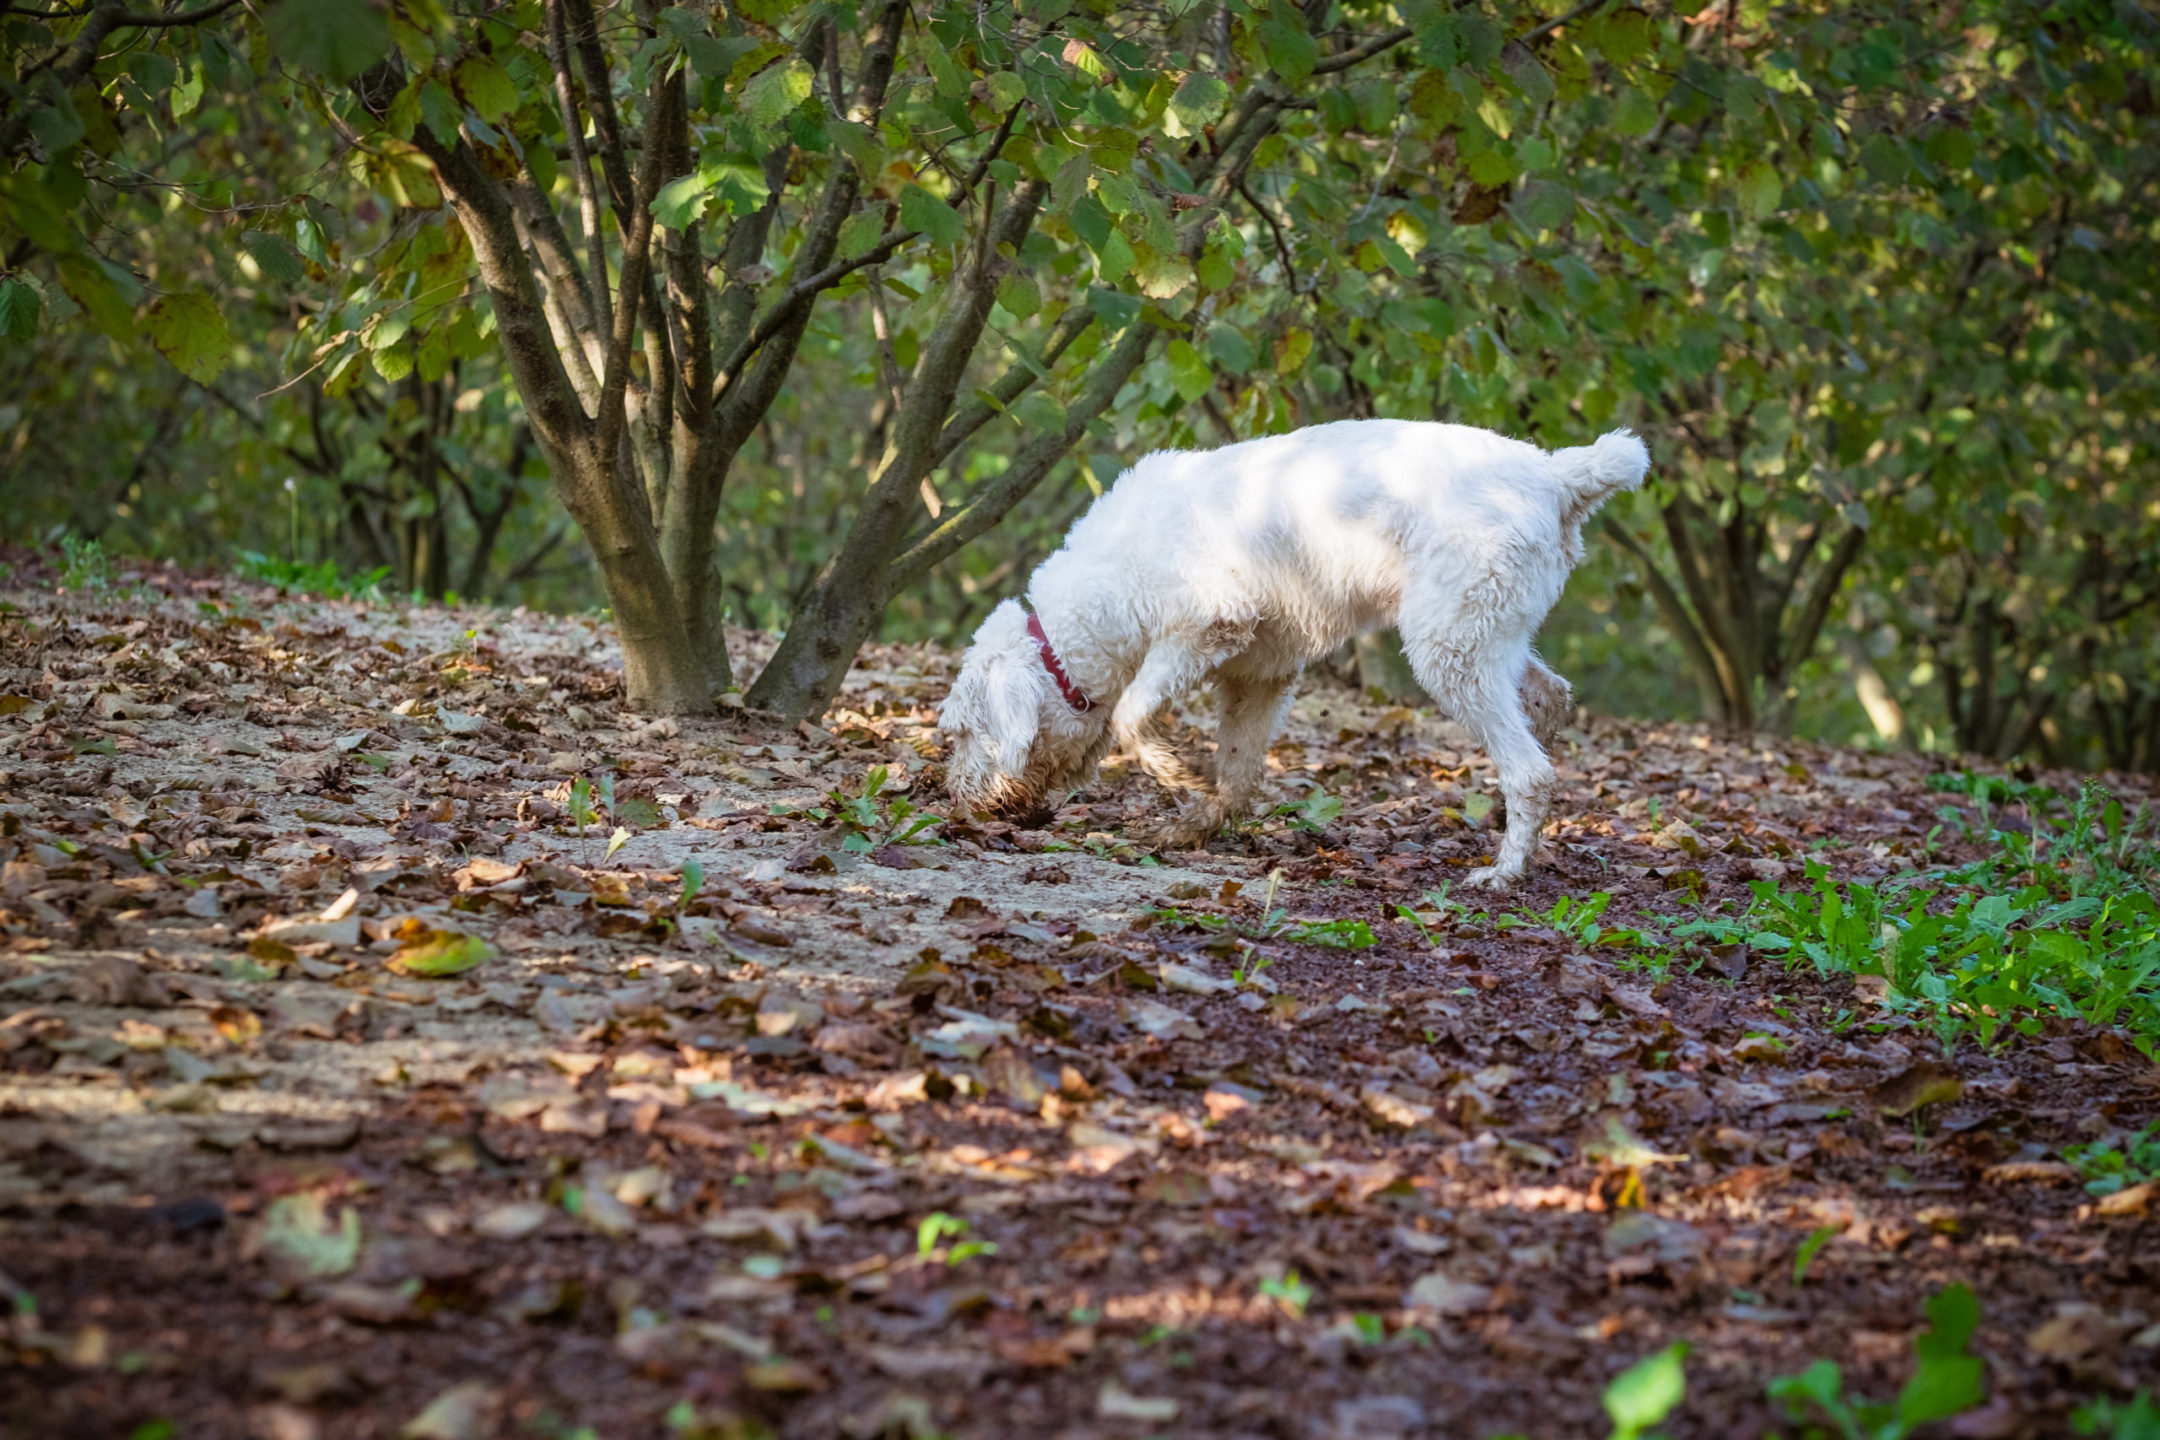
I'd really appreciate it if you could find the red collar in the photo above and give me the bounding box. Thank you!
[1026,611,1092,713]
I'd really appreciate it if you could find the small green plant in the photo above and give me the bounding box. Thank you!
[1674,781,2160,1059]
[1767,1283,1984,1440]
[1792,1223,1844,1286]
[2072,1391,2160,1439]
[236,550,392,599]
[1276,788,1344,835]
[1501,890,1664,953]
[914,1210,994,1264]
[821,765,944,852]
[1155,867,1375,950]
[58,533,110,591]
[1604,1342,1688,1440]
[1230,946,1274,987]
[1258,1269,1313,1319]
[2063,1122,2160,1196]
[566,775,600,864]
[678,859,705,911]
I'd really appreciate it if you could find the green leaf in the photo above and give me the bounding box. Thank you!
[1893,1284,1985,1428]
[900,185,969,247]
[1858,131,1910,184]
[1164,338,1212,402]
[452,55,518,127]
[1614,86,1659,136]
[1604,1342,1688,1440]
[1791,1223,1841,1285]
[145,290,232,383]
[1596,8,1658,65]
[1274,327,1313,375]
[1261,20,1317,85]
[1924,124,1976,171]
[1167,72,1227,134]
[391,930,495,978]
[997,269,1041,318]
[1206,323,1254,374]
[265,0,390,83]
[0,280,39,343]
[1133,246,1193,299]
[680,859,705,907]
[741,57,815,128]
[923,35,970,99]
[837,208,885,260]
[1736,160,1782,220]
[242,230,307,285]
[986,70,1028,110]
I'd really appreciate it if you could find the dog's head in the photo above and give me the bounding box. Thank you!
[939,599,1105,824]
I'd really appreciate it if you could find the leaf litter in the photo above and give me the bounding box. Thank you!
[1,563,2157,1437]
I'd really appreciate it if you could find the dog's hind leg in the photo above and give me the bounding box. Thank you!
[1403,640,1555,890]
[1520,654,1574,753]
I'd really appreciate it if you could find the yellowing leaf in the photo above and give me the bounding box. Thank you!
[146,290,232,383]
[390,930,494,978]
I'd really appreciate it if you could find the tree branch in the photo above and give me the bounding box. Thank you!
[1777,523,1868,689]
[595,55,671,464]
[546,0,612,343]
[1600,517,1729,721]
[565,0,634,220]
[932,306,1095,467]
[888,318,1154,589]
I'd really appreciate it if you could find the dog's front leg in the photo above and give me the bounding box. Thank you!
[1111,644,1223,848]
[1111,644,1211,794]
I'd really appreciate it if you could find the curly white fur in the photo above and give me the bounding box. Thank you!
[939,420,1650,888]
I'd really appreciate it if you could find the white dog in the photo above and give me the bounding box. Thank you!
[939,419,1649,888]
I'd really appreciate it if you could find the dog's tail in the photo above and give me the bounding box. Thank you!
[1549,428,1650,508]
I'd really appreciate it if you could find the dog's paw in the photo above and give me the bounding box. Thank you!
[1133,805,1224,852]
[1462,864,1521,891]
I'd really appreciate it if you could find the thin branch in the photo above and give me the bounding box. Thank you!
[1600,517,1730,721]
[931,306,1095,467]
[888,319,1155,589]
[115,0,239,25]
[711,228,917,401]
[546,0,612,343]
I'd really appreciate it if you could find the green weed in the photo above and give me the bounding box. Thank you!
[58,533,110,591]
[2072,1392,2160,1439]
[1766,1283,1984,1440]
[812,765,943,852]
[237,550,392,599]
[1258,1270,1313,1318]
[2063,1122,2160,1196]
[1276,788,1343,834]
[1605,1342,1688,1440]
[1674,780,2160,1058]
[1155,867,1374,950]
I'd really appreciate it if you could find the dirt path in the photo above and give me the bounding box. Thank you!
[2,557,2156,1440]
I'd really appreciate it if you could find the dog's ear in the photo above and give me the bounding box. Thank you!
[983,638,1046,763]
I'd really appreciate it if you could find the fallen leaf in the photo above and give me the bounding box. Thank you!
[1871,1062,1963,1118]
[391,930,495,978]
[400,1381,499,1440]
[1405,1273,1492,1315]
[247,1193,362,1293]
[1098,1381,1179,1422]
